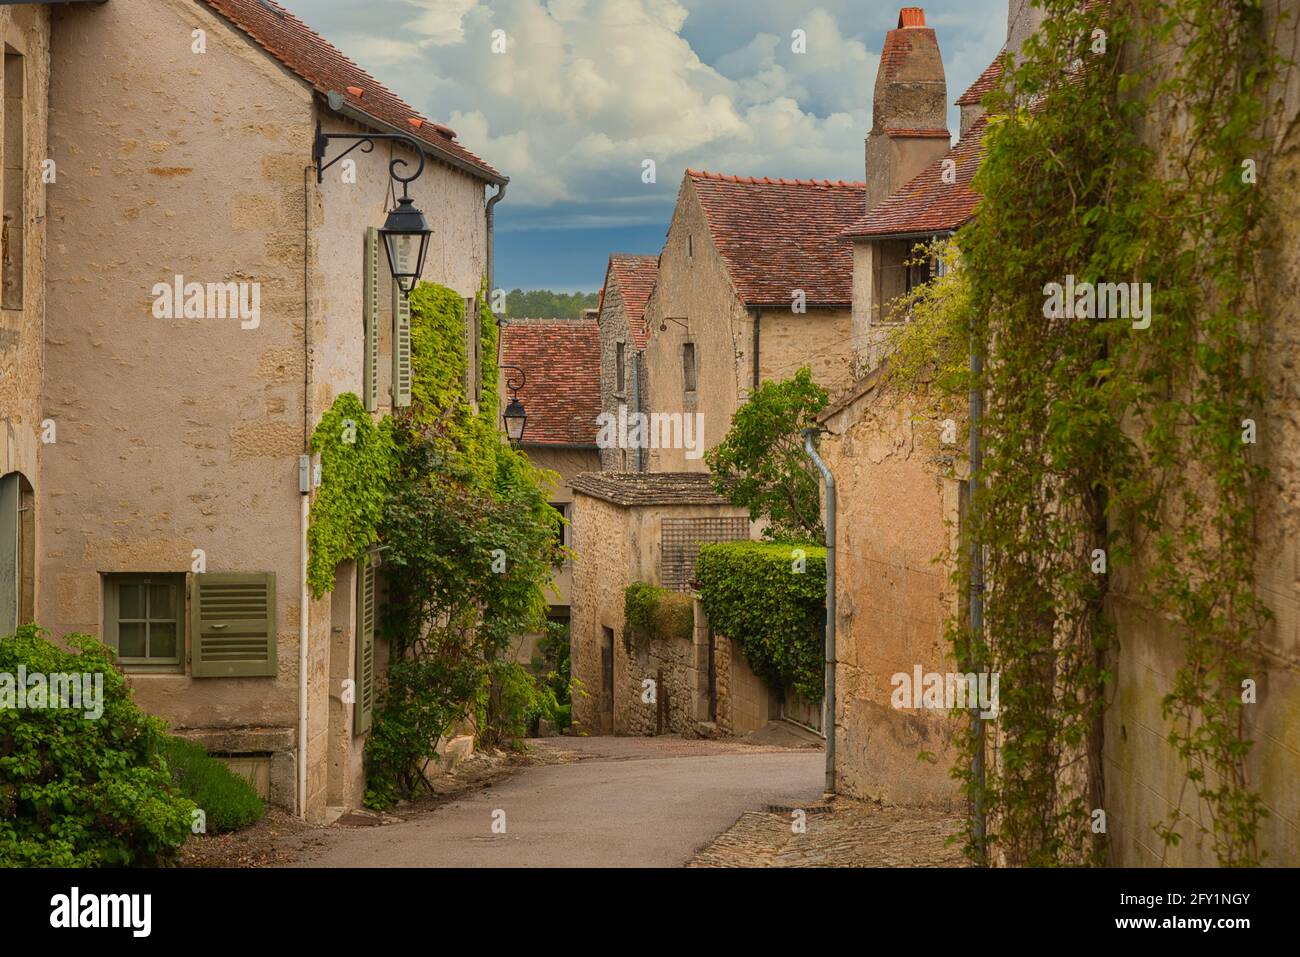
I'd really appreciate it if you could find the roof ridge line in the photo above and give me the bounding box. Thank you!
[686,168,865,189]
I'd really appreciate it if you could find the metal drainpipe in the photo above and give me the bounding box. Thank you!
[802,428,836,795]
[969,332,987,863]
[486,183,507,297]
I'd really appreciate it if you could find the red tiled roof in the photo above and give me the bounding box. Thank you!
[603,254,659,350]
[201,0,504,183]
[957,52,1006,106]
[686,170,866,307]
[843,114,988,239]
[500,320,602,447]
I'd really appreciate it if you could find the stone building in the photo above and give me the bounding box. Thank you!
[636,168,863,474]
[0,5,50,639]
[825,0,1300,865]
[567,472,773,736]
[36,0,505,821]
[498,317,602,662]
[595,253,657,472]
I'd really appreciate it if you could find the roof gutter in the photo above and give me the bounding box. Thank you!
[844,228,955,244]
[321,93,508,188]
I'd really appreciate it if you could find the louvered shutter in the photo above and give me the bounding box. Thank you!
[363,227,381,411]
[190,572,277,677]
[0,473,17,636]
[391,247,412,408]
[465,297,479,402]
[353,554,376,734]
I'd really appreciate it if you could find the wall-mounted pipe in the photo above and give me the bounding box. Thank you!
[486,182,507,302]
[802,428,836,795]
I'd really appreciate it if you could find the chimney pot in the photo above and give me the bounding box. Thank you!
[898,7,926,28]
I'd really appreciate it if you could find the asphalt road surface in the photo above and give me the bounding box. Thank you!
[292,736,824,867]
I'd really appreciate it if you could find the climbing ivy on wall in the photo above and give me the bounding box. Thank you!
[695,542,826,702]
[306,392,395,598]
[889,0,1280,866]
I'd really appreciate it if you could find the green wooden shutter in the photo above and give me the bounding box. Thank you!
[353,554,376,734]
[391,248,412,408]
[363,227,381,411]
[0,473,17,636]
[190,572,277,677]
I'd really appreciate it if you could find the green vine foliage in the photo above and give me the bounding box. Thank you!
[364,279,565,807]
[696,542,826,701]
[889,0,1279,866]
[622,582,694,652]
[307,392,395,598]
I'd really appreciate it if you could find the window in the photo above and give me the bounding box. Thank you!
[550,502,569,550]
[0,471,33,634]
[687,233,693,259]
[682,342,697,393]
[615,341,626,393]
[464,298,480,403]
[906,255,932,293]
[104,574,184,671]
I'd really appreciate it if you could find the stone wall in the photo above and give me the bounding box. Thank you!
[1101,0,1300,865]
[0,4,49,625]
[40,0,490,819]
[820,383,965,808]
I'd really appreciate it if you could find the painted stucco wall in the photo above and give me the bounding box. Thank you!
[821,385,965,808]
[40,0,491,820]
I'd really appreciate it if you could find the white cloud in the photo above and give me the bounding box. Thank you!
[300,0,1007,223]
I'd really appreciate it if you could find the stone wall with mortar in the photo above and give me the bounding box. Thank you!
[596,278,648,472]
[0,5,49,622]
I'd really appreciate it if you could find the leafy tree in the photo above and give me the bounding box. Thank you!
[503,288,599,319]
[705,366,829,540]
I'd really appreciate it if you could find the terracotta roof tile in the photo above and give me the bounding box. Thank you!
[201,0,503,183]
[843,114,988,239]
[604,254,659,350]
[569,472,732,507]
[500,319,602,447]
[957,52,1005,106]
[686,169,865,307]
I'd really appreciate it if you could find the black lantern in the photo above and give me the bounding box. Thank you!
[503,395,527,444]
[313,113,432,297]
[500,365,527,444]
[379,196,431,297]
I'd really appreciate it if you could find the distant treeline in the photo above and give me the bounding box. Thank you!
[503,288,600,319]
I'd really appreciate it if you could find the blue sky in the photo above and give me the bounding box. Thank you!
[284,0,1008,292]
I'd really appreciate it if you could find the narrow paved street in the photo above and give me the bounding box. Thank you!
[286,736,824,868]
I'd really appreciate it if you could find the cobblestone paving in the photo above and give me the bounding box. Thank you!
[688,797,967,867]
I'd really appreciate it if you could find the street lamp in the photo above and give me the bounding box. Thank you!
[313,105,433,298]
[500,365,527,444]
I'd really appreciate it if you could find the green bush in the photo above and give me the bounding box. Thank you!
[623,582,693,651]
[0,625,195,867]
[157,737,264,834]
[696,541,826,701]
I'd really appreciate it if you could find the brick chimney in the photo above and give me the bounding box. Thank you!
[864,8,949,213]
[1007,0,1048,64]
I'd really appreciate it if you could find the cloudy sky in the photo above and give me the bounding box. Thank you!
[283,0,1008,292]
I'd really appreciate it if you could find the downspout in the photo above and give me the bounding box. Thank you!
[969,331,987,862]
[299,164,313,820]
[486,183,507,298]
[801,428,836,795]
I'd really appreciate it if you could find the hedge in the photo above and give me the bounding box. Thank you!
[695,541,826,701]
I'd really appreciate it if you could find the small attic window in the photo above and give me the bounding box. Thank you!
[687,234,693,259]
